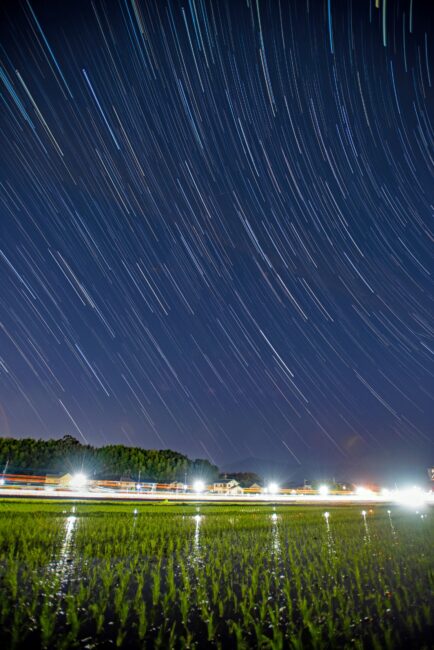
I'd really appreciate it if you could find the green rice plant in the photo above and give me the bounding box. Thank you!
[151,560,161,606]
[0,500,432,648]
[39,598,57,648]
[179,590,189,627]
[135,600,147,640]
[65,593,80,639]
[89,599,106,634]
[115,628,127,647]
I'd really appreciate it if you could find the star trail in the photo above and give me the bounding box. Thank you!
[0,0,433,475]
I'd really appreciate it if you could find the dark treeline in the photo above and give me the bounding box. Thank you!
[0,435,218,482]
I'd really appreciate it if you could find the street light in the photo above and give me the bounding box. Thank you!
[267,482,279,495]
[394,485,426,508]
[70,473,88,489]
[193,480,205,493]
[319,485,329,496]
[356,486,372,496]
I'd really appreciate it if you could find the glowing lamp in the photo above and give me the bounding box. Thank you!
[193,480,205,493]
[70,473,88,488]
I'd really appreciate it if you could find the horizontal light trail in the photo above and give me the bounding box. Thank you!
[1,486,433,506]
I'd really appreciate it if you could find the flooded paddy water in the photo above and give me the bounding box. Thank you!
[0,500,432,648]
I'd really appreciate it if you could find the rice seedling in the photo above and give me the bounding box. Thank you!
[0,500,432,648]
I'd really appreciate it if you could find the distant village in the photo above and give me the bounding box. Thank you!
[47,472,357,495]
[51,473,262,495]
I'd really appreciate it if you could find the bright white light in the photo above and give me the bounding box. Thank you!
[381,487,390,496]
[193,480,205,493]
[393,485,426,508]
[70,473,87,488]
[319,485,329,496]
[356,486,372,496]
[0,478,4,486]
[324,511,330,519]
[361,510,367,516]
[268,482,279,495]
[136,483,142,491]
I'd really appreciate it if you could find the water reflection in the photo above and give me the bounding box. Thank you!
[387,510,396,537]
[361,510,371,543]
[270,509,286,599]
[193,513,202,553]
[323,512,336,557]
[270,511,281,557]
[190,513,204,572]
[132,508,139,532]
[50,513,78,591]
[58,516,77,575]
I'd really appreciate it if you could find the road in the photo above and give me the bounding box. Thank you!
[1,487,432,505]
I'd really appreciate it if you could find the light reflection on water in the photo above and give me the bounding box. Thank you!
[58,515,77,577]
[269,511,284,591]
[270,511,281,557]
[190,513,204,571]
[49,513,78,590]
[323,512,336,557]
[361,511,371,543]
[193,513,202,553]
[387,510,396,537]
[132,508,139,533]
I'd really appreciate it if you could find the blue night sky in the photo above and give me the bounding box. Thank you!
[0,0,433,478]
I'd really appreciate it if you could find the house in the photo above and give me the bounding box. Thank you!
[57,473,73,486]
[168,481,186,492]
[118,475,136,491]
[212,479,243,495]
[248,483,262,492]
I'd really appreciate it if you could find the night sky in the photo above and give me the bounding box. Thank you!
[0,0,433,477]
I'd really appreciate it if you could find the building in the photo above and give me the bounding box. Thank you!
[168,481,186,492]
[118,475,136,491]
[56,473,73,486]
[212,479,243,495]
[248,483,262,492]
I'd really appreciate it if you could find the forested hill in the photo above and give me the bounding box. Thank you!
[0,435,218,482]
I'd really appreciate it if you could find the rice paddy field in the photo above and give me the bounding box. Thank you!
[0,500,432,649]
